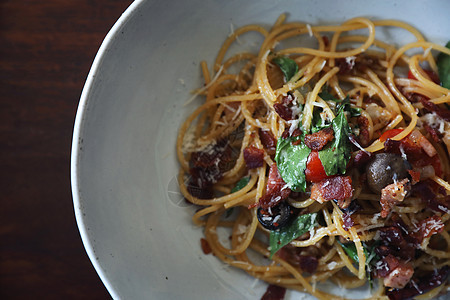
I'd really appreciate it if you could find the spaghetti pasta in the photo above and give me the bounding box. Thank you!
[176,15,450,299]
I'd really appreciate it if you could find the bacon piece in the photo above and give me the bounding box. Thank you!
[304,127,334,151]
[186,182,214,199]
[259,129,277,154]
[290,128,304,146]
[423,123,441,143]
[189,139,232,188]
[310,176,353,209]
[374,254,400,278]
[336,56,356,74]
[419,97,450,121]
[374,254,414,289]
[277,245,318,274]
[386,266,450,300]
[273,93,296,121]
[384,138,422,159]
[243,146,264,169]
[413,181,450,213]
[353,150,372,169]
[386,135,443,177]
[299,256,319,274]
[375,214,418,262]
[356,115,370,147]
[412,216,444,243]
[200,238,212,255]
[378,226,415,261]
[341,201,361,231]
[407,169,420,184]
[258,163,291,209]
[342,213,355,231]
[408,129,437,157]
[261,284,286,300]
[383,260,414,289]
[380,178,411,218]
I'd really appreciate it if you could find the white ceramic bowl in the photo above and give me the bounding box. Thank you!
[71,0,450,299]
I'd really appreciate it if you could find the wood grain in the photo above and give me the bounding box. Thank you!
[0,1,133,298]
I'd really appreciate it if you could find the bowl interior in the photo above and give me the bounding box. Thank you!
[72,0,450,299]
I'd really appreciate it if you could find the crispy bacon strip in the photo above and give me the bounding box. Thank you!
[261,284,286,300]
[412,215,444,243]
[277,245,319,274]
[243,146,264,169]
[383,260,414,289]
[374,254,414,289]
[273,93,295,121]
[413,181,450,213]
[423,123,441,143]
[304,127,334,151]
[356,115,370,147]
[380,178,411,218]
[200,238,212,255]
[420,97,450,121]
[386,266,449,300]
[310,176,353,209]
[189,139,232,187]
[353,150,372,168]
[377,226,415,261]
[258,163,291,208]
[259,129,277,154]
[336,56,356,74]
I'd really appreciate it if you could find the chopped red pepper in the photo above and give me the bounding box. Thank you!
[305,151,330,183]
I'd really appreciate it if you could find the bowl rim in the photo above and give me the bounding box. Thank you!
[70,0,144,298]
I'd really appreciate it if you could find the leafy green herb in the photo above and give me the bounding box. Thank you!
[273,56,299,82]
[318,110,352,176]
[338,241,367,263]
[275,133,311,192]
[318,89,336,101]
[437,41,450,89]
[231,176,250,193]
[319,89,361,117]
[269,213,318,258]
[337,97,361,117]
[224,177,251,218]
[311,108,329,133]
[338,241,380,288]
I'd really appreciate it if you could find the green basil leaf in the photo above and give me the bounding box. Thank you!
[338,241,363,263]
[338,241,380,287]
[311,108,330,133]
[319,91,361,117]
[318,110,352,176]
[270,213,318,258]
[337,97,361,117]
[273,56,299,82]
[231,176,250,193]
[275,134,311,192]
[318,90,336,101]
[437,41,450,89]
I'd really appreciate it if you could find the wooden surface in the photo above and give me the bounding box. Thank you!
[0,1,133,298]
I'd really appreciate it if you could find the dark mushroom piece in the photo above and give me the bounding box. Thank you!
[366,153,411,194]
[257,201,296,230]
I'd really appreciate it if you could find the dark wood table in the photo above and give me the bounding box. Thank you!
[1,1,133,298]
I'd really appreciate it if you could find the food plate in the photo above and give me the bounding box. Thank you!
[71,0,450,299]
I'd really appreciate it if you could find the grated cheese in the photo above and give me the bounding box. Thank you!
[306,24,313,37]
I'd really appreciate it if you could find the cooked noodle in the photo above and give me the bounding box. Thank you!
[176,15,450,299]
